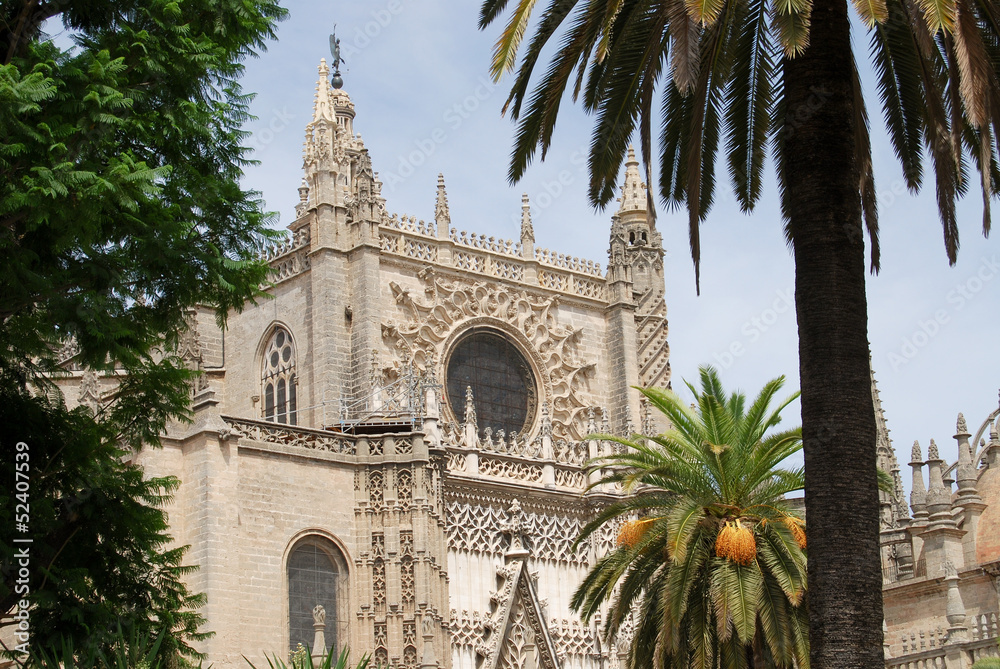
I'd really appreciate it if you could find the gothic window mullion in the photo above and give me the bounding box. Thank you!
[261,327,297,425]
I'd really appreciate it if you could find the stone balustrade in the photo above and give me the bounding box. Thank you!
[376,214,608,301]
[886,619,998,669]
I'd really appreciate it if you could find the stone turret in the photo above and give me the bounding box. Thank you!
[921,439,967,575]
[605,146,670,433]
[953,413,986,567]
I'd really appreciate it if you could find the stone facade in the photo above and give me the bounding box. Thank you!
[52,57,1000,669]
[55,60,670,669]
[876,372,1000,668]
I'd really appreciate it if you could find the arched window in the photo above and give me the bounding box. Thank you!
[287,537,348,655]
[262,327,297,425]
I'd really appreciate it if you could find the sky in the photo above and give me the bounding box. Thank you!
[232,1,998,487]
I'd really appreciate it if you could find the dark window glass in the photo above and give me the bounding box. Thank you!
[288,544,338,654]
[277,379,287,424]
[446,331,535,436]
[289,374,297,426]
[265,383,275,420]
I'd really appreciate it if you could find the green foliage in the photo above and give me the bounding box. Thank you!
[1,0,286,392]
[0,0,286,661]
[573,366,808,669]
[479,0,997,280]
[0,382,210,663]
[25,625,166,669]
[246,646,371,669]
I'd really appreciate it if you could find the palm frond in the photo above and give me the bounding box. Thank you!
[490,0,543,80]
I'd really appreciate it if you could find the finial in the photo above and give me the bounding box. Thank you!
[435,173,450,230]
[502,499,529,555]
[928,439,940,460]
[911,440,922,463]
[520,193,534,243]
[624,404,636,436]
[957,413,968,434]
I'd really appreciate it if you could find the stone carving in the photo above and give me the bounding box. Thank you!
[397,468,413,511]
[222,417,356,454]
[56,337,81,366]
[78,370,102,412]
[372,533,386,612]
[534,248,603,277]
[382,273,595,440]
[476,557,561,669]
[498,604,530,669]
[451,609,483,648]
[374,621,388,668]
[479,457,544,484]
[451,229,522,257]
[548,619,596,658]
[402,619,418,668]
[447,501,589,565]
[501,500,528,553]
[313,604,326,625]
[400,531,415,608]
[368,470,385,511]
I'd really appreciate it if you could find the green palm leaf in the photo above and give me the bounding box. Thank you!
[570,366,807,667]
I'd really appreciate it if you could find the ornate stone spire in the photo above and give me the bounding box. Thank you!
[312,59,336,123]
[463,386,479,449]
[871,362,903,529]
[519,193,535,260]
[910,441,928,521]
[925,439,956,528]
[520,194,534,243]
[955,412,981,503]
[618,146,647,213]
[296,178,310,217]
[435,173,450,237]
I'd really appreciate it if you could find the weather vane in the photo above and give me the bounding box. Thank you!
[329,26,344,89]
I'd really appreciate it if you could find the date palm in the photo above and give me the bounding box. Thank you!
[574,367,807,669]
[479,0,1000,665]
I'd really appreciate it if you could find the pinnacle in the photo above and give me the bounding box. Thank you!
[617,144,647,213]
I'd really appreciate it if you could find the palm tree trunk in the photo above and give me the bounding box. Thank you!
[782,0,884,666]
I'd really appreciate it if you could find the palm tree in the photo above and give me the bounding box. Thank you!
[478,1,999,665]
[574,367,807,668]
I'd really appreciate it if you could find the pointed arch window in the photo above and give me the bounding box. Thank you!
[263,327,297,425]
[287,537,348,655]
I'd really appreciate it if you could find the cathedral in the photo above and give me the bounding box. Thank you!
[57,58,999,669]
